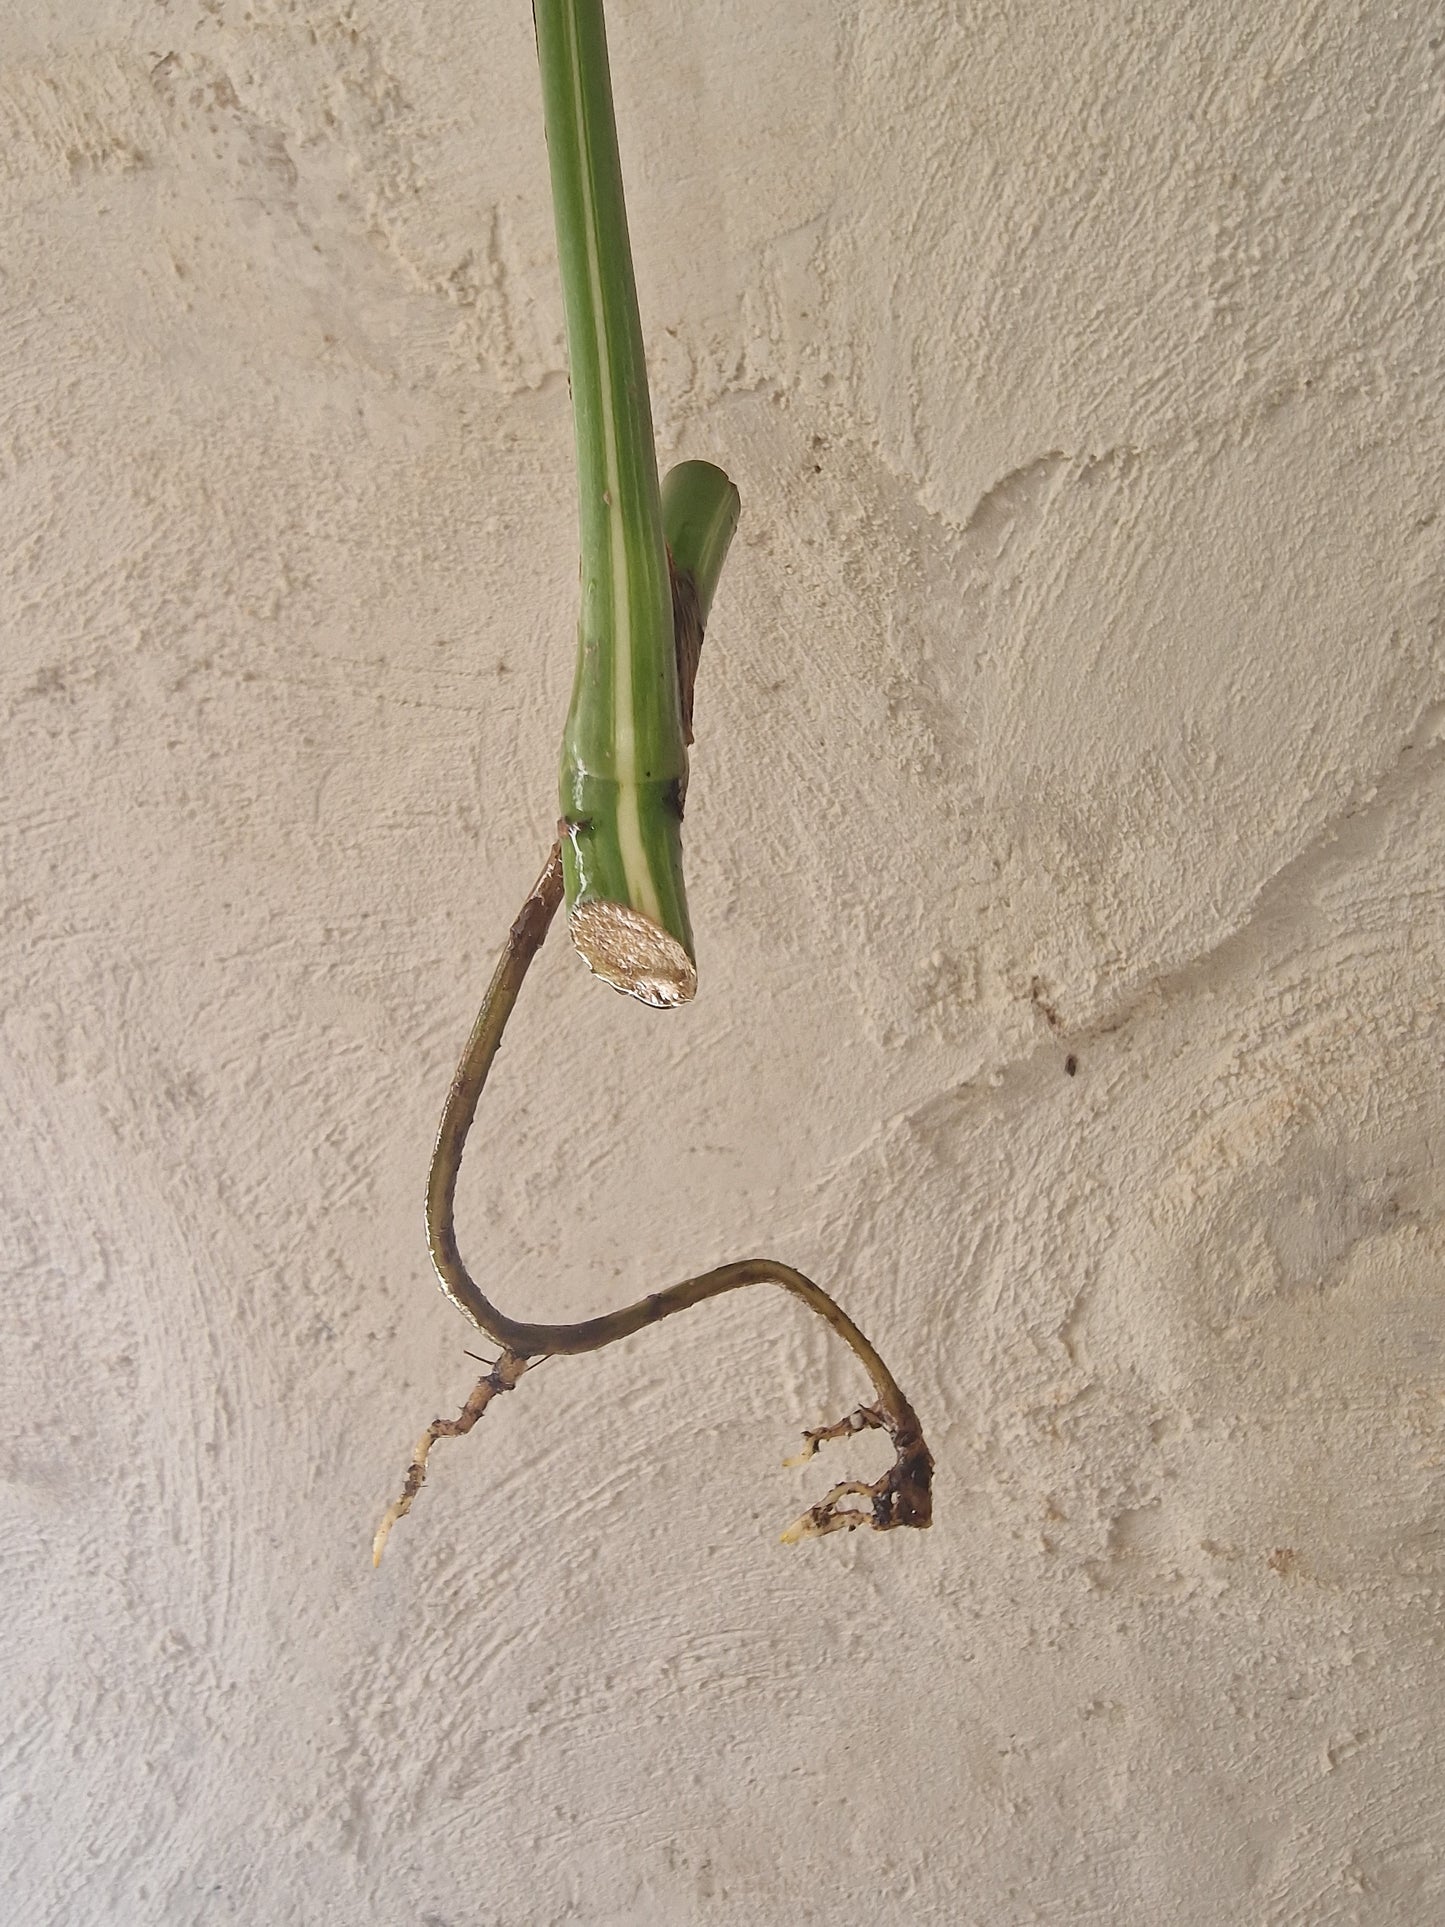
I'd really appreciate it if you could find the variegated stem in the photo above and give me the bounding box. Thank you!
[425,461,741,1357]
[536,0,697,1006]
[384,464,935,1554]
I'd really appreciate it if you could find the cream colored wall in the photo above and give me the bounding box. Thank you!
[6,3,1443,1921]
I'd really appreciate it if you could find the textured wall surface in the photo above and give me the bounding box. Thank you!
[5,3,1444,1922]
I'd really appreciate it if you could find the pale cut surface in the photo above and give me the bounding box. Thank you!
[569,898,698,1007]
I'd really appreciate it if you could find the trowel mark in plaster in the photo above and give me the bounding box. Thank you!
[961,450,1070,553]
[913,355,1384,544]
[134,18,563,396]
[778,434,1161,1057]
[954,443,1149,569]
[147,51,303,206]
[1085,1497,1214,1599]
[436,203,566,394]
[797,723,1444,1460]
[870,695,1445,1152]
[0,50,162,184]
[738,213,832,402]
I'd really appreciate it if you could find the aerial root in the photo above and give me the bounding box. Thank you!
[375,1372,931,1562]
[781,1402,934,1544]
[784,1402,889,1467]
[372,1350,531,1567]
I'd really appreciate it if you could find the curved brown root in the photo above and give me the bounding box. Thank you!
[782,1402,934,1541]
[375,1367,933,1565]
[373,1352,529,1566]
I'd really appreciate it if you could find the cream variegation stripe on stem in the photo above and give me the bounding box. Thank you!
[537,0,693,1002]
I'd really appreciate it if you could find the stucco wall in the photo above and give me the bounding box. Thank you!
[6,3,1443,1921]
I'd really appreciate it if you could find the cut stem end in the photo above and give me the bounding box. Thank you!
[568,898,697,1006]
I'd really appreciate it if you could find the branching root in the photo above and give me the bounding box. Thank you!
[372,1351,530,1566]
[782,1404,934,1543]
[785,1402,890,1466]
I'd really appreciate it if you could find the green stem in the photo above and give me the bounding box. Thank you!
[663,461,740,745]
[535,0,695,1006]
[425,463,740,1360]
[662,461,742,631]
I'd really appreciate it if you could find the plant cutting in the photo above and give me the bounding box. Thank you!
[374,0,933,1563]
